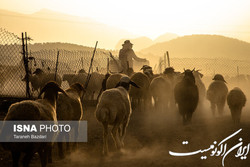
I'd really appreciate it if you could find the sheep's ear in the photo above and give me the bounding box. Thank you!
[199,73,204,78]
[71,83,86,94]
[56,86,68,97]
[130,81,140,88]
[192,68,195,72]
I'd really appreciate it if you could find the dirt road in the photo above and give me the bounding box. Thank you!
[1,102,250,167]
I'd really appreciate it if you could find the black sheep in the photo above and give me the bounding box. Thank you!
[174,69,199,125]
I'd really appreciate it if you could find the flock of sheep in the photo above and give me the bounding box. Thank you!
[0,64,248,167]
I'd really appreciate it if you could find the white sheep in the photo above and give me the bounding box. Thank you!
[71,72,104,100]
[22,68,62,95]
[227,87,246,123]
[95,76,139,155]
[1,82,67,167]
[56,83,85,158]
[62,69,87,87]
[106,73,127,89]
[33,68,62,90]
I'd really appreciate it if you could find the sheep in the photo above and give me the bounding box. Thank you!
[1,82,67,167]
[174,69,199,125]
[33,68,62,89]
[193,70,206,105]
[227,87,246,123]
[62,73,76,86]
[163,67,179,110]
[149,75,171,112]
[56,83,85,159]
[22,68,62,95]
[71,72,104,100]
[22,71,40,94]
[62,69,87,87]
[129,72,150,111]
[95,76,139,155]
[97,73,127,100]
[207,74,228,116]
[140,65,159,81]
[106,73,127,89]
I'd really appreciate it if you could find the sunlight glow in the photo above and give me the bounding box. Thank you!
[1,0,250,40]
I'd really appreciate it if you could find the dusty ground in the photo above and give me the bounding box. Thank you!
[0,100,250,167]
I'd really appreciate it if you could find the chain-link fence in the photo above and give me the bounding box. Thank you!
[157,57,250,77]
[2,27,250,99]
[29,49,110,75]
[0,28,25,98]
[0,28,119,98]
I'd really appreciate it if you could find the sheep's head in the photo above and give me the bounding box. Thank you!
[33,68,44,75]
[38,81,67,100]
[70,83,86,98]
[183,69,195,83]
[141,65,152,71]
[164,67,176,79]
[193,70,204,79]
[78,69,86,74]
[213,74,227,83]
[141,65,153,78]
[116,76,139,91]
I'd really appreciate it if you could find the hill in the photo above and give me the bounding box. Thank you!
[140,35,250,60]
[153,33,179,43]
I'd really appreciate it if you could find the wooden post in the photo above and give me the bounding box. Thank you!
[237,66,239,86]
[85,41,98,89]
[81,57,84,70]
[164,52,166,69]
[159,57,162,73]
[166,51,170,67]
[54,50,59,81]
[107,58,109,73]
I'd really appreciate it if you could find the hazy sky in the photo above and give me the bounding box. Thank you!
[1,0,250,40]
